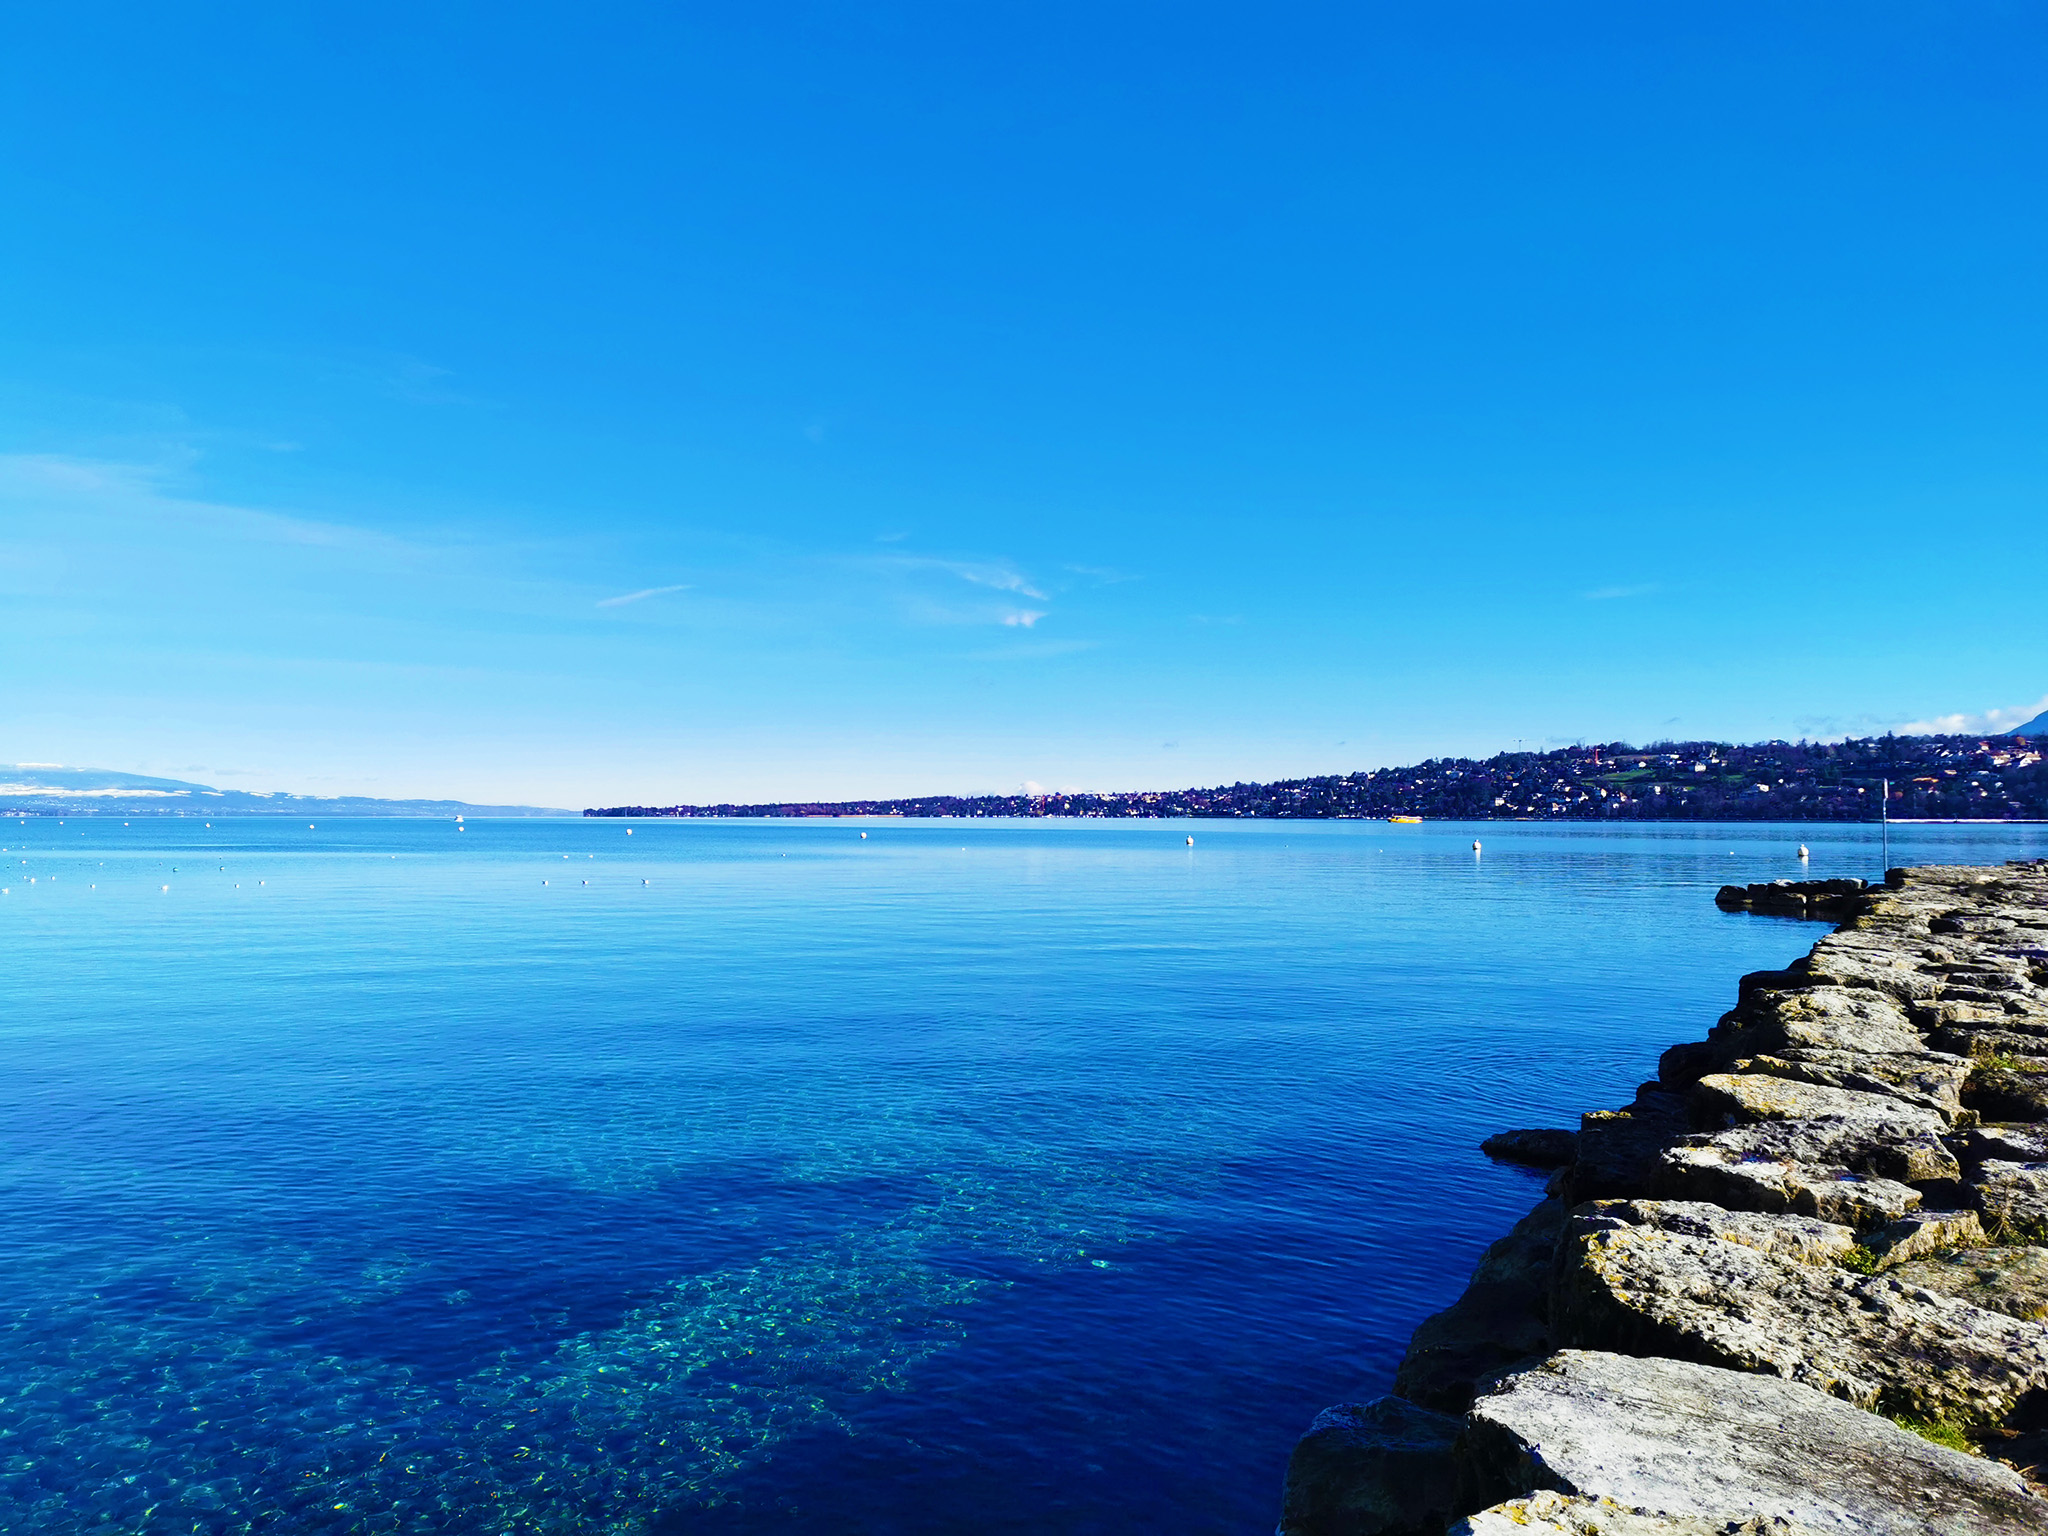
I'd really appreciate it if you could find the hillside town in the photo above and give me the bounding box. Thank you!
[587,732,2048,822]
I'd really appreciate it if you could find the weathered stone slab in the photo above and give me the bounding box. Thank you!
[1933,1027,2048,1065]
[1392,1197,1563,1413]
[1566,1199,1856,1267]
[1964,1066,2048,1122]
[1479,1128,1577,1169]
[1570,1088,1689,1202]
[1689,1075,1962,1183]
[1951,1123,2048,1164]
[1888,1244,2048,1323]
[1458,1350,2048,1535]
[1732,1048,1970,1121]
[1973,1159,2048,1243]
[1799,940,1945,1005]
[1455,1491,1823,1536]
[1714,986,1925,1057]
[1278,1395,1461,1536]
[1657,1122,1929,1227]
[1553,1216,2048,1422]
[1862,1208,1986,1271]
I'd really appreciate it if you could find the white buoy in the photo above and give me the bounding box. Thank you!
[626,828,632,835]
[1473,840,1482,852]
[1798,844,1810,860]
[1186,835,1194,846]
[860,831,867,839]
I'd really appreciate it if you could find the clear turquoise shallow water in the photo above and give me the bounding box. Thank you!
[4,816,2047,1534]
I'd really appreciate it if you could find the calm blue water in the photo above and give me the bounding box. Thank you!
[4,816,2046,1534]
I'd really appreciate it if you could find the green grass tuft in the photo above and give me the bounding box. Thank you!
[1838,1244,1880,1274]
[1891,1414,1977,1454]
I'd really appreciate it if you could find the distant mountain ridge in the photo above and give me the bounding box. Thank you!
[2010,709,2048,736]
[0,765,569,817]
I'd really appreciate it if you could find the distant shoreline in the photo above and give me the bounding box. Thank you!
[584,731,2047,824]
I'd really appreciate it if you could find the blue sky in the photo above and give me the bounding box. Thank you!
[3,4,2045,806]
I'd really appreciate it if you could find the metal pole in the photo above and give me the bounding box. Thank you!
[1881,776,1889,876]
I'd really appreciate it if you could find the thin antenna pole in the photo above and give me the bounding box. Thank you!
[1881,776,1890,876]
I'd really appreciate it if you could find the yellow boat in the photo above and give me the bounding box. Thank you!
[1387,814,1422,824]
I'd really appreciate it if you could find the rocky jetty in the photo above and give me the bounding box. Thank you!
[1280,861,2048,1536]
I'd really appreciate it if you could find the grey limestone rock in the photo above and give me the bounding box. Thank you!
[1565,1199,1856,1267]
[1798,939,1945,1006]
[1887,1243,2048,1323]
[1934,1026,2048,1064]
[1730,1048,1970,1122]
[1965,1066,2048,1123]
[1278,1396,1462,1536]
[1862,1208,1986,1271]
[1392,1196,1563,1413]
[1479,1128,1578,1169]
[1656,1122,1928,1227]
[1713,986,1926,1059]
[1973,1159,2048,1242]
[1688,1075,1961,1182]
[1454,1491,1823,1536]
[1552,1214,2048,1422]
[1951,1122,2048,1164]
[1571,1087,1690,1202]
[1458,1349,2048,1535]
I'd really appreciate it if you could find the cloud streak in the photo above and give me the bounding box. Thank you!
[1893,694,2048,736]
[596,583,691,609]
[1583,583,1660,601]
[873,555,1047,601]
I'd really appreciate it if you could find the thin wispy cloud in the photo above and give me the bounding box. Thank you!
[849,551,1058,628]
[965,637,1096,661]
[369,355,493,408]
[597,583,691,609]
[1893,694,2048,735]
[0,452,427,561]
[871,555,1047,601]
[1583,583,1660,601]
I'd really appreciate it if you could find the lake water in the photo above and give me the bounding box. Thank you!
[4,815,2046,1534]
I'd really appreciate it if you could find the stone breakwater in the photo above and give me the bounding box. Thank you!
[1280,862,2048,1536]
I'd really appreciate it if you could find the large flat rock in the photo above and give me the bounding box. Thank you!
[1455,1490,1824,1535]
[1724,985,1930,1055]
[1888,1243,2048,1323]
[1279,1395,1461,1536]
[1571,1087,1690,1202]
[1688,1074,1961,1182]
[1553,1211,2048,1422]
[1973,1159,2048,1243]
[1731,1048,1970,1121]
[1566,1199,1856,1267]
[1391,1197,1563,1413]
[1656,1121,1928,1226]
[1965,1067,2048,1122]
[1458,1350,2048,1535]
